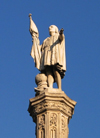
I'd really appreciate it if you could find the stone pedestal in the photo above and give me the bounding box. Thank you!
[28,88,76,138]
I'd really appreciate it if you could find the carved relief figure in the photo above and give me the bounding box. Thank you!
[29,14,66,90]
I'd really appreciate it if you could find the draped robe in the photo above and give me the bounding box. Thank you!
[40,33,66,78]
[30,36,41,70]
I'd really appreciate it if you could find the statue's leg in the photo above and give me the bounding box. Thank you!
[45,67,54,88]
[53,68,62,90]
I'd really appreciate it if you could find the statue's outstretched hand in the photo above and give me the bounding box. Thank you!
[59,28,64,35]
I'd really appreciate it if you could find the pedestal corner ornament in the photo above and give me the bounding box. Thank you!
[28,13,77,138]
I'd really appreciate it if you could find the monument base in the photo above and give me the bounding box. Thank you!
[28,88,76,138]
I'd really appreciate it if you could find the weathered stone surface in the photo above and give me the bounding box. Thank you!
[28,89,76,138]
[29,14,66,90]
[28,13,76,138]
[35,73,47,93]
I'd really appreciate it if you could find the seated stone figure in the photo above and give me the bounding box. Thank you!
[29,14,66,90]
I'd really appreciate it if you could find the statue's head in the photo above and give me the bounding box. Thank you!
[49,25,58,36]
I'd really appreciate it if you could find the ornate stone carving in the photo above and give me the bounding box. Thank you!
[50,113,57,126]
[28,91,76,138]
[61,116,66,135]
[61,115,69,138]
[28,13,77,138]
[38,114,45,138]
[34,101,72,116]
[50,113,57,138]
[62,116,66,128]
[38,114,45,130]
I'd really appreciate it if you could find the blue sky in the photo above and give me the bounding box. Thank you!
[0,0,100,138]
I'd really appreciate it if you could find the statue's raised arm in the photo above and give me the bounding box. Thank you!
[29,15,66,91]
[29,13,41,70]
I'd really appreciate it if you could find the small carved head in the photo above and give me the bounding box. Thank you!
[49,25,58,36]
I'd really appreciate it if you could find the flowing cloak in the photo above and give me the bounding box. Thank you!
[30,36,41,70]
[40,33,66,79]
[29,14,41,70]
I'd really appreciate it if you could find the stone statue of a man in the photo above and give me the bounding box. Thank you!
[29,14,66,90]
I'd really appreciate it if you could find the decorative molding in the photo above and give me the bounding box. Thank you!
[33,101,72,116]
[28,92,76,138]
